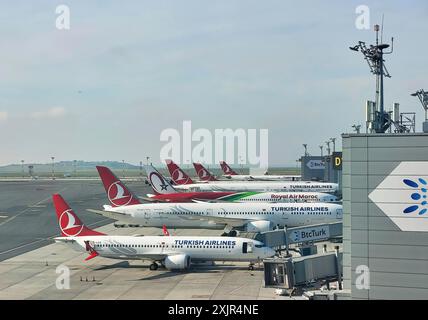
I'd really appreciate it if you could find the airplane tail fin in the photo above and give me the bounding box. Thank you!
[193,162,217,181]
[96,166,142,207]
[220,161,238,175]
[165,159,194,185]
[144,165,178,195]
[53,194,105,237]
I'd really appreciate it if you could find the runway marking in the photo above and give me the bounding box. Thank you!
[0,215,8,218]
[0,187,68,227]
[0,218,111,257]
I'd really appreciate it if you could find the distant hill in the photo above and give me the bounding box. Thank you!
[0,160,300,177]
[0,161,139,175]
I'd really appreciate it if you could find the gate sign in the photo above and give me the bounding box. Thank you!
[288,225,330,244]
[332,152,342,170]
[306,160,325,170]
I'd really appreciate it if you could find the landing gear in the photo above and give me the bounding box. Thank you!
[149,262,159,271]
[248,263,255,271]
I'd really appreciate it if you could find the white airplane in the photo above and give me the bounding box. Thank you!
[99,201,342,235]
[53,194,275,271]
[144,164,339,203]
[220,161,301,181]
[166,160,338,193]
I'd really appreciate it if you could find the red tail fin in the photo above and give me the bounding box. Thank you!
[193,163,217,181]
[165,159,194,185]
[220,161,238,175]
[96,166,142,207]
[53,194,105,237]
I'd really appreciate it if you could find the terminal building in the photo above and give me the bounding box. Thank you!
[342,133,428,299]
[269,26,428,299]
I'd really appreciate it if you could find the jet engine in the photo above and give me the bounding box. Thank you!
[164,254,191,270]
[244,220,274,233]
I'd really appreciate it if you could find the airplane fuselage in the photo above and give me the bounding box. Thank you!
[55,235,274,264]
[174,181,338,193]
[148,191,338,203]
[102,202,343,231]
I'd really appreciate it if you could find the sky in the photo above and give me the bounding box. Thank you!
[0,0,427,167]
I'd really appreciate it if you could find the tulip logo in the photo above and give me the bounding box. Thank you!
[403,178,427,215]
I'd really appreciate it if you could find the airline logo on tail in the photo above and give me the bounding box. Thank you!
[59,209,84,237]
[198,168,208,179]
[220,161,238,175]
[53,194,105,237]
[96,166,141,207]
[145,165,177,194]
[165,159,193,185]
[193,163,216,181]
[108,181,134,206]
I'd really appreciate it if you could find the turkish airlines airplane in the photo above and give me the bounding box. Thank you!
[53,194,275,270]
[166,160,338,193]
[145,165,338,203]
[220,161,301,181]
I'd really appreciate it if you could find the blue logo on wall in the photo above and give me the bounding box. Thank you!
[403,178,427,215]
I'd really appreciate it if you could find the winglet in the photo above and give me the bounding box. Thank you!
[162,225,170,236]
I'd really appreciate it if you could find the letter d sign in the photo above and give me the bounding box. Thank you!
[332,152,342,170]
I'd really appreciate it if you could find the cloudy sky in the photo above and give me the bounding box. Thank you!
[0,0,427,166]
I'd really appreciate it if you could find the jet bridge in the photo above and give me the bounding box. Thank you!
[254,222,342,251]
[260,222,343,295]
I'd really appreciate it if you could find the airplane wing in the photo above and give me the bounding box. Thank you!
[54,238,76,244]
[86,209,134,222]
[174,214,250,227]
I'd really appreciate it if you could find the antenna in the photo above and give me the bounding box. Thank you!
[352,124,362,134]
[411,89,428,132]
[350,23,394,133]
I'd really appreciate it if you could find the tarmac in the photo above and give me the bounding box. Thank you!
[0,179,285,300]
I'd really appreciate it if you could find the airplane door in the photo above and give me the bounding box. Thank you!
[207,208,213,217]
[336,208,343,219]
[141,209,150,225]
[242,242,253,254]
